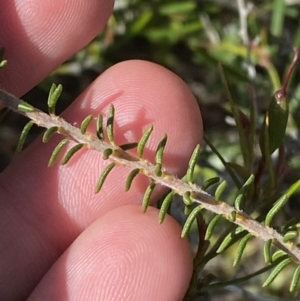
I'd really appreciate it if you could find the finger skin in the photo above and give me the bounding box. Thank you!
[28,205,193,301]
[0,60,202,299]
[0,0,114,96]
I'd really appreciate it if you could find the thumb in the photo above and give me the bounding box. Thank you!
[28,205,193,301]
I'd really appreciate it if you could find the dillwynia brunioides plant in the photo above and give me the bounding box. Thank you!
[1,47,300,300]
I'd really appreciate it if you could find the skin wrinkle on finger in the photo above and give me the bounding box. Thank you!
[28,206,193,301]
[0,0,114,96]
[0,60,202,300]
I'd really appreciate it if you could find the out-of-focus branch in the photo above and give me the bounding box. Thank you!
[236,0,256,79]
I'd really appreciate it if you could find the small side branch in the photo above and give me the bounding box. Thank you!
[236,0,256,79]
[237,0,252,46]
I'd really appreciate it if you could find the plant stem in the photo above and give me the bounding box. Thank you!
[1,88,300,262]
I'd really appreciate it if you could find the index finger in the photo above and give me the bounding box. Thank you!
[0,0,114,96]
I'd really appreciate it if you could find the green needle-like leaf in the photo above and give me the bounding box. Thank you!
[234,174,255,211]
[186,144,201,184]
[95,162,116,193]
[159,191,175,223]
[155,134,167,165]
[80,114,93,134]
[217,232,235,254]
[265,179,300,226]
[18,100,35,113]
[271,250,287,262]
[183,191,193,206]
[283,230,298,242]
[16,121,34,152]
[181,205,202,237]
[233,233,252,266]
[154,163,162,176]
[217,227,244,253]
[96,114,104,140]
[264,240,272,264]
[205,215,222,240]
[228,210,236,222]
[290,265,300,292]
[103,148,113,160]
[137,125,153,158]
[215,180,227,201]
[42,126,58,143]
[48,138,69,166]
[106,104,115,143]
[125,168,140,191]
[62,143,84,165]
[202,177,220,191]
[119,142,138,151]
[47,83,62,115]
[263,258,291,287]
[142,181,156,212]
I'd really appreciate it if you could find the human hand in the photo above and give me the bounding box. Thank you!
[0,1,203,300]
